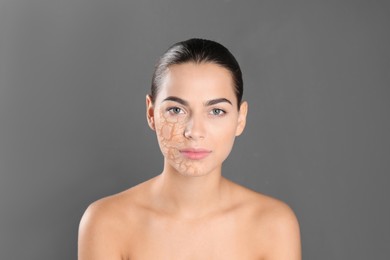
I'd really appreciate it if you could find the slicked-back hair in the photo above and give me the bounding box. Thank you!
[150,38,243,109]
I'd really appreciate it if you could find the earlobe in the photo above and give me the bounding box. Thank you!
[235,101,248,136]
[146,95,155,131]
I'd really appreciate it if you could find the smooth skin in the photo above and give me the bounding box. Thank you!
[78,62,301,259]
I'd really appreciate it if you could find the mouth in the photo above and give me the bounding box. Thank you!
[179,148,212,160]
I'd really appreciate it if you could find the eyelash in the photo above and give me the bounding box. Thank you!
[166,107,226,117]
[167,107,185,115]
[209,108,226,116]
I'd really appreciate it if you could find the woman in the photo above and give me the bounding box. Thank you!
[78,38,301,259]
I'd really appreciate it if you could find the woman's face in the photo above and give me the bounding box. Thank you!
[147,62,247,177]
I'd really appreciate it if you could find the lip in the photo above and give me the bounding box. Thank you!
[179,148,212,160]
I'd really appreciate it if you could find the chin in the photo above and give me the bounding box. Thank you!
[176,170,210,178]
[171,162,218,178]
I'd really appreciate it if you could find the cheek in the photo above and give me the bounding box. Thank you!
[212,122,237,157]
[155,112,186,152]
[210,119,237,139]
[154,112,199,175]
[161,124,173,139]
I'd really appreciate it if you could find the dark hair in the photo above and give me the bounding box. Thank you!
[150,38,243,109]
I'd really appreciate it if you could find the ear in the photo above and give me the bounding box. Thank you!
[235,101,248,136]
[146,95,155,131]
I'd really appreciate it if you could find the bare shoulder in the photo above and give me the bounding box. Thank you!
[227,180,301,259]
[253,194,301,259]
[78,179,154,260]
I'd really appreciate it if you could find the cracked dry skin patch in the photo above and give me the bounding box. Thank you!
[155,109,199,176]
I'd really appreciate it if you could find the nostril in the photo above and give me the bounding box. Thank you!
[183,119,206,140]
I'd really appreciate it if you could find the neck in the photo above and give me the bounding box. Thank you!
[152,163,227,219]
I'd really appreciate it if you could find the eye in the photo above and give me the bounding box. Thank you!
[210,108,226,116]
[167,107,184,115]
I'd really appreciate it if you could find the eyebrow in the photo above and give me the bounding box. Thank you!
[205,98,232,106]
[162,96,189,106]
[162,96,232,106]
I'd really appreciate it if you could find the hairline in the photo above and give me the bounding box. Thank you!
[154,61,241,110]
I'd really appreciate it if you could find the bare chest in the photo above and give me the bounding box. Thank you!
[124,214,264,260]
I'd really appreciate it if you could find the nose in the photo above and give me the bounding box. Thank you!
[183,115,206,140]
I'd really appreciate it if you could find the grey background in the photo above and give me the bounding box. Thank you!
[0,0,389,259]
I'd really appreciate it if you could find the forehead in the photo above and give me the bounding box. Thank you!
[157,62,236,104]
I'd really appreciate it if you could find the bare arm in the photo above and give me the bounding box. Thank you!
[78,202,124,260]
[265,204,301,260]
